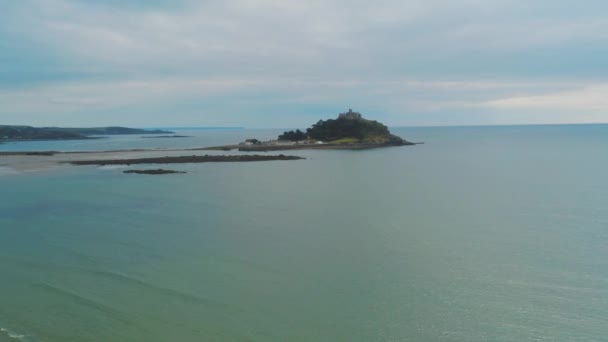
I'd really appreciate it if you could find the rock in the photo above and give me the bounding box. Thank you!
[123,169,187,175]
[70,154,305,166]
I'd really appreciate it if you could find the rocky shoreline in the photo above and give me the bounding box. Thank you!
[197,139,416,152]
[238,140,415,152]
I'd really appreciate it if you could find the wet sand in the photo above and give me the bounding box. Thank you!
[0,140,414,174]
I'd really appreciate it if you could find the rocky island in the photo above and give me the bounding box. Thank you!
[0,125,173,142]
[209,109,415,152]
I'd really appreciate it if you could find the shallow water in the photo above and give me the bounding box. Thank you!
[1,125,607,341]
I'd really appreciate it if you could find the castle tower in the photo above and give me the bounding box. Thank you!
[339,108,362,120]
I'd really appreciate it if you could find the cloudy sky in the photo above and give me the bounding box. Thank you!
[1,0,607,128]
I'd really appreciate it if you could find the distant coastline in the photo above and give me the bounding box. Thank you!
[153,127,245,130]
[0,125,173,143]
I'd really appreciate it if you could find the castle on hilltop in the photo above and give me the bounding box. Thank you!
[338,108,362,120]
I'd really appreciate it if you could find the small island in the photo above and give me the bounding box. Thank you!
[0,125,173,142]
[210,109,415,151]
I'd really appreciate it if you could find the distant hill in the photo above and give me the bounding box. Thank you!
[0,125,173,142]
[278,109,407,145]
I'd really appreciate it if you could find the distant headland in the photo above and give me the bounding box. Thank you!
[0,125,173,142]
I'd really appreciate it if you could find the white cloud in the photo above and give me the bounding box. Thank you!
[2,0,608,126]
[466,84,608,125]
[3,76,604,126]
[484,84,608,112]
[0,78,267,114]
[17,0,606,75]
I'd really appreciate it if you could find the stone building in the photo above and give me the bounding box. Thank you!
[338,108,363,120]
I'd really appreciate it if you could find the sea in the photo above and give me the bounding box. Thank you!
[1,125,607,341]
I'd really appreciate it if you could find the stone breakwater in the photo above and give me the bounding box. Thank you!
[124,169,187,175]
[69,154,305,166]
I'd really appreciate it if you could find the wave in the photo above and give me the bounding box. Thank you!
[0,327,27,341]
[84,269,243,313]
[34,283,132,325]
[39,267,244,315]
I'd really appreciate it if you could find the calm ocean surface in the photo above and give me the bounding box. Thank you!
[1,125,607,341]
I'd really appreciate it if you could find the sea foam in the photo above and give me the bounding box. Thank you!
[0,327,27,340]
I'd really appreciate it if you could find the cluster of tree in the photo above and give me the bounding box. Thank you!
[278,129,307,141]
[277,114,392,142]
[244,138,262,145]
[307,118,389,141]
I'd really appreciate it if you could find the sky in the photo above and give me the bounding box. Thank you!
[1,0,607,128]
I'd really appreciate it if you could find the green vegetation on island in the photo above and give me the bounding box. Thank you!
[0,125,173,142]
[233,110,414,151]
[278,109,411,145]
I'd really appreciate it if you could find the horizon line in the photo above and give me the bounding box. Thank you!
[151,122,608,130]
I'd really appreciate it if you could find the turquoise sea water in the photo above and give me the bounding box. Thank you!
[1,125,608,341]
